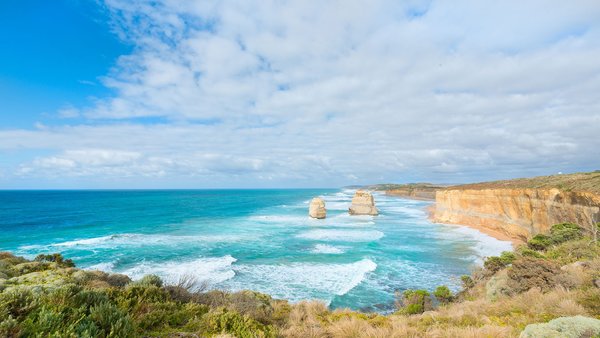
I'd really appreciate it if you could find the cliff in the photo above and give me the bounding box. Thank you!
[432,172,600,242]
[365,183,446,201]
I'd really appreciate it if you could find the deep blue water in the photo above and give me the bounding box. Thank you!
[0,189,511,312]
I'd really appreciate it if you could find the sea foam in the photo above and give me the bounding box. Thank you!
[311,244,345,254]
[226,258,377,304]
[101,256,238,287]
[297,229,384,242]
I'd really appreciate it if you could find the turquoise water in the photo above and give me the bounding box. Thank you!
[0,189,511,312]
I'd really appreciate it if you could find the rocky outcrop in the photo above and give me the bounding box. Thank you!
[433,188,600,242]
[349,190,378,216]
[309,197,326,219]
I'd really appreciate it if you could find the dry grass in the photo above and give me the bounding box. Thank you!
[447,171,600,194]
[280,287,590,338]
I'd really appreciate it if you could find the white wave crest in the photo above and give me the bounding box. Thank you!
[116,255,237,286]
[311,244,345,254]
[20,233,247,250]
[297,229,384,242]
[227,258,377,304]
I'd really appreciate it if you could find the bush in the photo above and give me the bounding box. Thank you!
[136,274,163,287]
[89,302,134,337]
[520,315,600,338]
[516,246,546,258]
[528,234,552,251]
[396,289,432,315]
[433,286,453,304]
[34,253,75,267]
[549,223,583,244]
[507,257,560,293]
[528,223,584,252]
[106,273,131,287]
[460,275,475,289]
[203,307,276,338]
[484,251,515,273]
[0,316,19,338]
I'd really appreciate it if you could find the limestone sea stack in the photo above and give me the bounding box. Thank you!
[309,197,327,219]
[349,190,379,216]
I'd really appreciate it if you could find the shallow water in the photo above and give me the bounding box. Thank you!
[0,189,511,312]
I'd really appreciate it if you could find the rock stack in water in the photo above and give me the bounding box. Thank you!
[309,197,327,219]
[349,190,379,216]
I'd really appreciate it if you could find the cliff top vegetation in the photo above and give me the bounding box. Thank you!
[448,171,600,194]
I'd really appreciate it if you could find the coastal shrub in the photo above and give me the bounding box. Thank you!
[528,224,584,252]
[528,234,552,250]
[1,286,38,319]
[203,307,276,338]
[165,285,193,303]
[34,253,75,267]
[549,223,583,244]
[106,273,131,287]
[546,239,600,264]
[136,274,163,287]
[520,315,600,338]
[396,289,432,315]
[433,285,453,304]
[484,251,516,273]
[89,302,135,337]
[516,246,546,258]
[0,316,19,338]
[460,275,475,289]
[507,257,561,293]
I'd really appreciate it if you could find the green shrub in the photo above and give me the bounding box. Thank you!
[396,289,432,315]
[0,316,19,338]
[545,238,600,264]
[460,275,475,289]
[516,246,546,258]
[484,251,515,273]
[89,302,135,337]
[528,234,552,250]
[203,307,276,338]
[549,223,583,244]
[34,253,75,267]
[528,224,584,252]
[136,274,163,287]
[433,285,453,304]
[1,286,38,319]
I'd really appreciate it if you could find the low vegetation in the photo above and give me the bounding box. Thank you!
[1,223,599,337]
[449,171,600,194]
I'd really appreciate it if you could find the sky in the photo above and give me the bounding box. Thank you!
[1,0,600,189]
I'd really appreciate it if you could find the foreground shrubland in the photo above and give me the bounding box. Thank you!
[1,223,599,337]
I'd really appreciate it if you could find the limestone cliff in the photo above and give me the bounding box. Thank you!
[432,172,600,241]
[309,197,327,219]
[349,190,379,216]
[385,188,437,200]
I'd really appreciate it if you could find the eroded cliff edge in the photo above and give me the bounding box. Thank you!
[432,172,600,242]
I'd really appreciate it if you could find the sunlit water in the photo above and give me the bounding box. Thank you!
[0,189,511,313]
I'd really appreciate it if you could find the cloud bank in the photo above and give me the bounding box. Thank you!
[2,0,600,188]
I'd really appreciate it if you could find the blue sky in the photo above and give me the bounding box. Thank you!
[0,0,129,128]
[1,0,599,188]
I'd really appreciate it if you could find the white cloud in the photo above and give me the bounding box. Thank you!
[1,0,600,187]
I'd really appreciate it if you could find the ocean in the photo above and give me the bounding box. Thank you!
[0,189,512,313]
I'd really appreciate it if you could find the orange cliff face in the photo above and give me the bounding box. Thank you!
[433,188,600,242]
